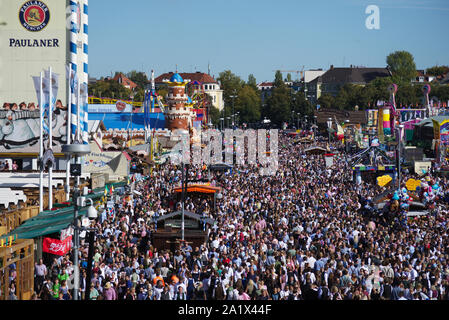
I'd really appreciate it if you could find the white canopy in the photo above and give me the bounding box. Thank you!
[0,188,27,209]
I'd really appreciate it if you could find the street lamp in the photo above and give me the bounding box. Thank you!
[230,90,237,128]
[219,118,224,131]
[297,113,300,130]
[226,117,231,128]
[396,124,404,189]
[130,94,134,147]
[61,142,91,301]
[327,118,333,142]
[344,119,350,153]
[84,198,97,301]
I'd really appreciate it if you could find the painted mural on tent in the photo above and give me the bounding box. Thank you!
[0,101,68,152]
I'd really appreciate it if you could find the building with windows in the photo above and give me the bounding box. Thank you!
[112,73,138,91]
[307,65,391,105]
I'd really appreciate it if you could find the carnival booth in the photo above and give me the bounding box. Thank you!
[151,210,216,252]
[350,142,397,185]
[173,183,222,212]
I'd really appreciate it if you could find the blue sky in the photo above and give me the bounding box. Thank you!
[89,0,449,83]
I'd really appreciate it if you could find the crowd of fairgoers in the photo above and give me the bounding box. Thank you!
[25,131,449,300]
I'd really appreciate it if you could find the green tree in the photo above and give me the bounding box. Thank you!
[235,85,261,124]
[89,79,132,100]
[274,70,284,88]
[395,84,421,106]
[426,66,449,77]
[317,94,335,109]
[208,105,221,126]
[386,51,417,84]
[265,71,290,125]
[217,70,245,107]
[247,74,258,91]
[285,73,292,82]
[127,70,149,89]
[291,90,313,116]
[366,76,393,105]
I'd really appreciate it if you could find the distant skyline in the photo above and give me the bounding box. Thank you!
[89,0,449,83]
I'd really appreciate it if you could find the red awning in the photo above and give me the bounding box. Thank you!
[173,184,221,194]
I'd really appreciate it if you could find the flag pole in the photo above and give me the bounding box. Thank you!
[76,79,81,187]
[49,66,53,210]
[39,72,44,213]
[66,64,72,201]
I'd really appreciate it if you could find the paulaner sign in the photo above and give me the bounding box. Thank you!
[9,38,59,47]
[19,1,51,32]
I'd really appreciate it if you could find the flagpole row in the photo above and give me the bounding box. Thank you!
[39,72,44,213]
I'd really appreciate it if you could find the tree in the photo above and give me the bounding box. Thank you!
[285,73,292,82]
[366,76,392,105]
[208,105,221,126]
[386,51,417,84]
[235,85,261,124]
[291,90,314,116]
[247,74,258,91]
[426,66,449,77]
[127,70,149,89]
[274,70,284,88]
[265,71,290,125]
[395,84,421,106]
[217,70,245,107]
[317,94,335,109]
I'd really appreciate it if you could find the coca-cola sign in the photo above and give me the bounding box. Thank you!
[43,236,72,256]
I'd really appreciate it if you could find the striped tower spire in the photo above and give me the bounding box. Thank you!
[81,0,89,144]
[70,0,78,142]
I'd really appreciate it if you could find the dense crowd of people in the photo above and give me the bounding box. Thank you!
[30,130,449,300]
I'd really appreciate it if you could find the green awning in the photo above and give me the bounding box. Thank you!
[0,180,127,240]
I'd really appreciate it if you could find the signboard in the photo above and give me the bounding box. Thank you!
[165,219,199,229]
[43,236,72,256]
[414,161,431,176]
[91,173,108,190]
[88,104,132,113]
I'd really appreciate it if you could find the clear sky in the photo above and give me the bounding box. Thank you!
[89,0,449,83]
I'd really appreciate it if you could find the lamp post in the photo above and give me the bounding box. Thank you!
[344,119,350,153]
[226,117,231,129]
[219,118,224,131]
[130,94,134,147]
[84,198,98,301]
[61,142,91,300]
[297,113,300,130]
[314,115,318,137]
[327,118,332,142]
[230,90,237,128]
[396,124,404,189]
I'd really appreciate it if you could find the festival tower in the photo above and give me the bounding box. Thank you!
[163,73,196,133]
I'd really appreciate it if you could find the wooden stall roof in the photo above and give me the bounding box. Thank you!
[173,184,222,194]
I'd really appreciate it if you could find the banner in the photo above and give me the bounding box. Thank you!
[43,236,72,256]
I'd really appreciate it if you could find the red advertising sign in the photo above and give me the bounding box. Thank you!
[43,236,72,256]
